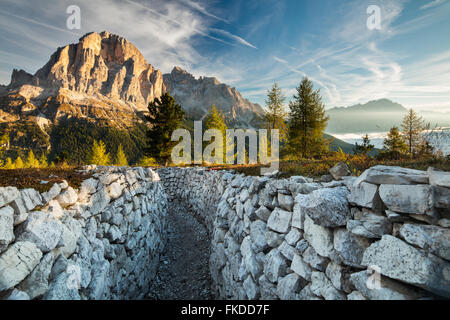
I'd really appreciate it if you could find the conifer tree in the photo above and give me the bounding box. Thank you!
[3,157,14,169]
[25,150,40,168]
[287,77,329,158]
[88,140,110,165]
[401,108,424,157]
[381,126,408,159]
[39,153,48,168]
[204,105,228,163]
[14,156,24,169]
[265,83,288,142]
[145,93,185,166]
[115,144,128,166]
[354,134,375,155]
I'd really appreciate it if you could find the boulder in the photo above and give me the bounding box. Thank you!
[21,189,43,211]
[244,275,259,300]
[302,246,329,272]
[355,165,428,185]
[0,206,14,252]
[291,254,313,281]
[55,187,78,207]
[379,184,435,216]
[304,215,334,258]
[9,197,28,225]
[291,203,305,230]
[0,241,43,291]
[255,206,271,222]
[285,228,302,246]
[350,270,424,300]
[329,162,351,180]
[325,262,352,293]
[18,252,55,299]
[267,207,292,234]
[347,210,392,239]
[17,211,63,252]
[277,273,303,300]
[296,187,351,228]
[400,224,450,260]
[0,186,20,208]
[428,167,450,188]
[278,193,294,211]
[41,183,61,204]
[432,185,450,209]
[362,235,450,298]
[264,249,287,283]
[334,229,370,268]
[310,271,346,300]
[348,182,383,210]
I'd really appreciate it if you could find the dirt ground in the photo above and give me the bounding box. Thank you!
[147,202,213,300]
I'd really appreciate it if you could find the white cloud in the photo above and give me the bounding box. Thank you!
[273,56,288,64]
[421,0,446,10]
[210,28,257,49]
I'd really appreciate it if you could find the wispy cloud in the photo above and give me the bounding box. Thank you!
[178,0,229,23]
[273,56,288,64]
[420,0,446,10]
[210,28,257,49]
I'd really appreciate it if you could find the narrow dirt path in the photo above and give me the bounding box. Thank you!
[147,203,213,300]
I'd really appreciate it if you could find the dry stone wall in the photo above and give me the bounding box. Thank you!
[0,166,168,300]
[0,164,449,300]
[159,165,450,300]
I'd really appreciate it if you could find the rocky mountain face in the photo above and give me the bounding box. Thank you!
[163,67,264,127]
[0,31,263,130]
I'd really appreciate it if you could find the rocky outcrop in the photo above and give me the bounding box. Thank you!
[163,67,264,127]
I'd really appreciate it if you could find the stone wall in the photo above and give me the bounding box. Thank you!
[1,164,449,300]
[158,165,450,300]
[0,166,168,300]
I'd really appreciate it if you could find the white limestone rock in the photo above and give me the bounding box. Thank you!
[291,254,313,281]
[267,207,292,234]
[329,162,351,180]
[264,249,287,283]
[18,252,55,299]
[277,273,303,300]
[0,186,20,208]
[350,270,424,300]
[362,235,450,298]
[41,183,61,204]
[427,167,450,188]
[348,182,383,210]
[304,215,334,258]
[296,187,351,228]
[55,187,78,207]
[310,271,346,300]
[0,206,14,252]
[21,188,43,211]
[399,224,450,260]
[355,165,428,185]
[379,184,435,216]
[278,193,294,211]
[0,241,43,291]
[17,211,63,252]
[333,229,370,268]
[302,246,329,272]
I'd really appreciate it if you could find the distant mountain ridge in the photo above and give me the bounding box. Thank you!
[328,99,407,113]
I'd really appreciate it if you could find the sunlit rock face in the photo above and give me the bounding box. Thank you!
[163,67,265,128]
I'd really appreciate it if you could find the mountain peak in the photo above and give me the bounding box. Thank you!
[329,99,407,113]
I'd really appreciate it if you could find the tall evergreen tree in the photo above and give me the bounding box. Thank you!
[39,153,48,168]
[265,83,288,142]
[145,93,185,166]
[204,105,228,162]
[287,77,329,158]
[3,157,14,169]
[401,108,424,157]
[115,144,128,166]
[88,140,110,165]
[354,134,375,155]
[381,126,408,159]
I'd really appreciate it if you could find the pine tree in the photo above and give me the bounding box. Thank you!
[115,144,128,166]
[287,77,329,158]
[25,150,40,168]
[204,105,228,163]
[39,153,48,168]
[354,134,375,155]
[14,156,24,169]
[401,108,424,157]
[88,140,110,165]
[381,126,408,159]
[3,157,14,169]
[145,93,185,166]
[265,83,288,142]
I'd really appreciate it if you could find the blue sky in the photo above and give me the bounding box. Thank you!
[0,0,450,112]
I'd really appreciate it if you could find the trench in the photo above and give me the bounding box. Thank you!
[146,202,213,300]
